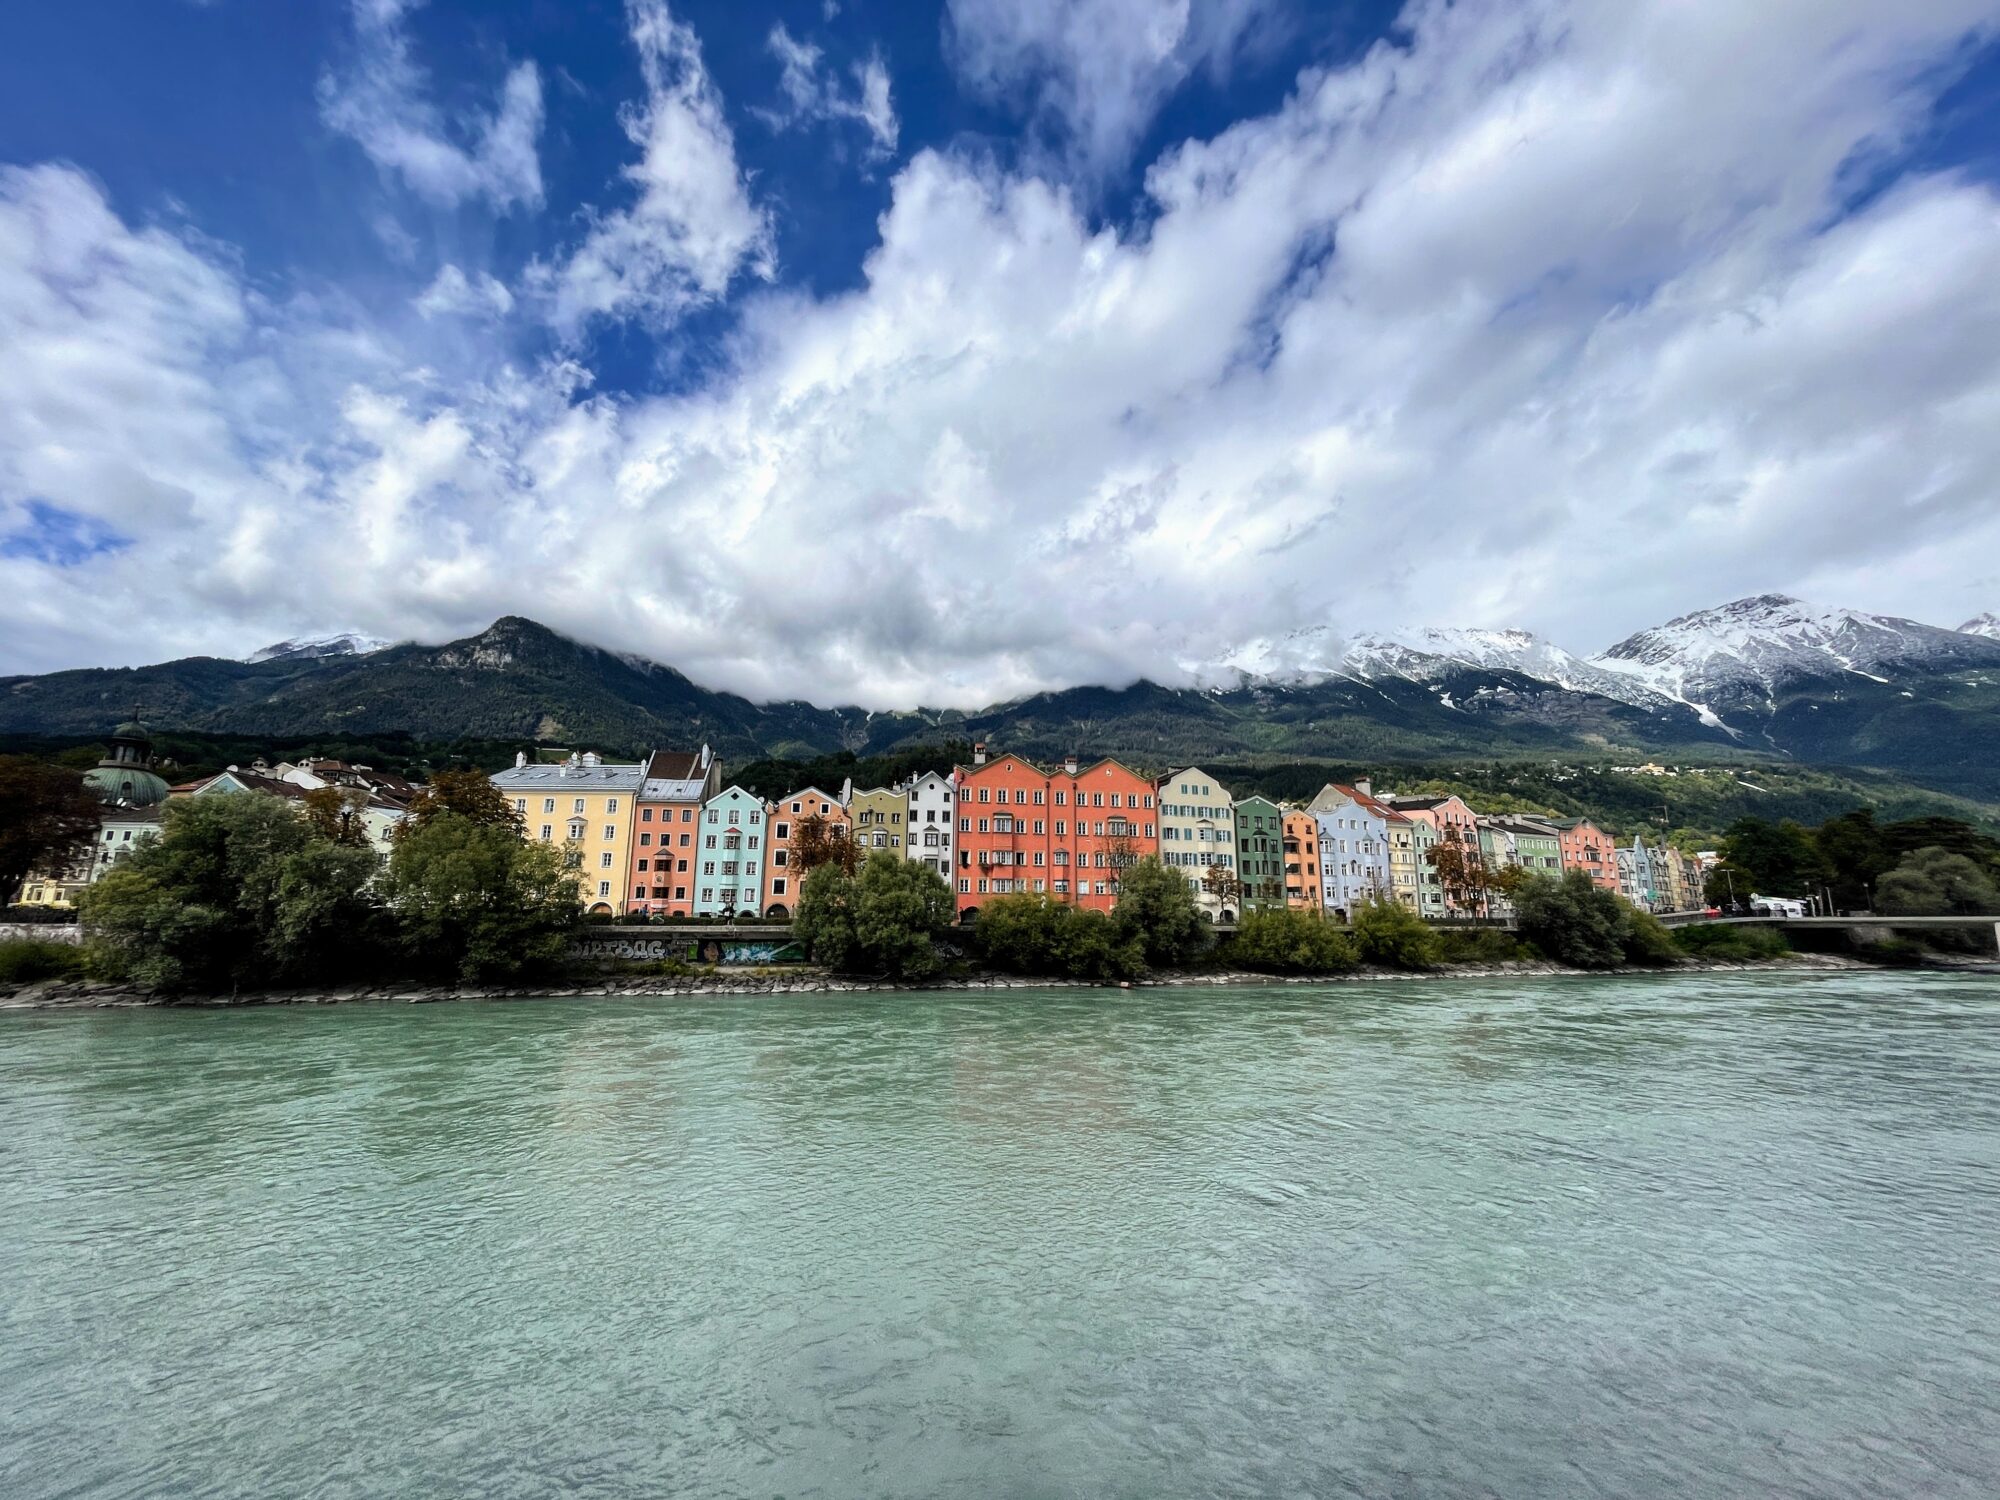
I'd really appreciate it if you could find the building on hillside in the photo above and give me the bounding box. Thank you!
[16,721,175,908]
[492,750,644,915]
[951,746,1157,918]
[1307,782,1395,919]
[848,785,907,860]
[1156,767,1238,921]
[765,787,849,917]
[1233,795,1286,912]
[905,771,956,881]
[1546,817,1619,892]
[625,746,722,917]
[1381,793,1485,916]
[693,785,767,917]
[1281,810,1323,912]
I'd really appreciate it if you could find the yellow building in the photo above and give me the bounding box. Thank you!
[847,785,907,859]
[492,750,643,916]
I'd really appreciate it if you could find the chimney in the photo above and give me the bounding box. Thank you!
[1354,777,1372,799]
[1064,752,1080,776]
[515,751,527,769]
[973,742,988,765]
[582,751,601,768]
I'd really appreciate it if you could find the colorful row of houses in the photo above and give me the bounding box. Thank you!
[15,723,1709,923]
[490,741,1709,923]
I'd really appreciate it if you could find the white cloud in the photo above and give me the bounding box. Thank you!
[533,0,774,337]
[763,24,899,157]
[6,0,2000,709]
[319,0,544,211]
[413,263,514,319]
[945,0,1277,184]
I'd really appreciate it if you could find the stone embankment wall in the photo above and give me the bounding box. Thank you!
[0,923,82,945]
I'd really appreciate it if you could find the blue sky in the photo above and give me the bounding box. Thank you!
[1,1,1998,705]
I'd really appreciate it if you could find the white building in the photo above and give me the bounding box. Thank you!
[1157,767,1238,920]
[694,786,767,916]
[1307,783,1393,919]
[905,771,956,880]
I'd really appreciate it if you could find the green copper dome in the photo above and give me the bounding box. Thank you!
[85,719,171,806]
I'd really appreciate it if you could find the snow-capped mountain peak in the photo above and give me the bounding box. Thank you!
[246,632,391,664]
[1590,595,2000,708]
[1960,612,2000,640]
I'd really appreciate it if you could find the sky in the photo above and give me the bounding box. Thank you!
[1,0,1998,708]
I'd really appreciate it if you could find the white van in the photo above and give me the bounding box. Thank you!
[1749,895,1807,919]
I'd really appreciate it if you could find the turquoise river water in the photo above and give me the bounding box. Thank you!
[2,972,1998,1498]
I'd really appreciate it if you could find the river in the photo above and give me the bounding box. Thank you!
[2,972,1997,1498]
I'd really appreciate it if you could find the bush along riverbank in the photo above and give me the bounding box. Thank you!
[0,793,1951,1011]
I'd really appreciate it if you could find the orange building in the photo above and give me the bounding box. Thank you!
[1282,810,1323,911]
[1548,817,1620,893]
[624,746,724,917]
[765,786,849,916]
[952,745,1158,918]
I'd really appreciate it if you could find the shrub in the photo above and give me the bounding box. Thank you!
[1432,927,1536,965]
[1673,924,1792,961]
[1112,857,1208,969]
[1223,908,1359,975]
[1512,871,1628,969]
[380,812,580,984]
[1876,847,2000,916]
[1622,908,1682,966]
[793,854,957,979]
[1349,896,1443,969]
[79,794,383,992]
[0,938,87,984]
[976,894,1144,983]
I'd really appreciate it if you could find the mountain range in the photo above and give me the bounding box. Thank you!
[4,596,1998,799]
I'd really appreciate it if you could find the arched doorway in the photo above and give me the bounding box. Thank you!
[958,906,979,925]
[765,903,790,920]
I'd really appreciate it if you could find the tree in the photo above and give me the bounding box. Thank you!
[398,769,523,837]
[1813,809,1891,911]
[1201,862,1245,914]
[795,854,957,979]
[1112,856,1207,967]
[1349,894,1443,969]
[80,794,381,991]
[1876,846,2000,916]
[975,893,1143,983]
[0,756,102,901]
[1224,908,1358,975]
[1512,870,1678,969]
[790,812,859,879]
[303,785,374,848]
[380,812,580,983]
[1715,818,1827,898]
[1425,830,1494,916]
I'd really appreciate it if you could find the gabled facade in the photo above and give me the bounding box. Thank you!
[1233,795,1286,912]
[906,771,955,880]
[848,786,907,859]
[624,746,722,917]
[1282,810,1323,912]
[1307,783,1394,919]
[1477,816,1564,917]
[951,747,1158,917]
[1382,793,1484,915]
[765,787,849,917]
[492,751,645,914]
[693,785,767,916]
[1547,817,1619,892]
[1157,767,1237,920]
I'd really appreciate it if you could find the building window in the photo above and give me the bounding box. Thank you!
[543,798,555,813]
[603,825,616,841]
[599,852,613,868]
[515,799,527,813]
[597,881,610,897]
[642,808,653,823]
[540,825,552,841]
[574,799,585,814]
[607,799,619,814]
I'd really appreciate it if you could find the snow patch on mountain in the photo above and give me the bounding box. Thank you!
[1960,612,2000,640]
[246,632,391,664]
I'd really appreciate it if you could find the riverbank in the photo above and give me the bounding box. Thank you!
[0,951,1914,1011]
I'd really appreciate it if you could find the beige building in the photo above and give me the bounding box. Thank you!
[847,785,907,860]
[1156,767,1239,920]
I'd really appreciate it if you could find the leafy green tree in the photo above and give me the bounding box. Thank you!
[380,812,580,982]
[1349,895,1443,969]
[398,769,523,837]
[1813,809,1892,911]
[303,785,374,847]
[792,862,859,970]
[1876,847,2000,916]
[1621,907,1682,966]
[975,894,1143,982]
[1223,908,1359,975]
[0,756,102,901]
[796,853,956,979]
[1715,818,1828,898]
[1112,856,1206,968]
[80,794,381,991]
[1512,871,1628,968]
